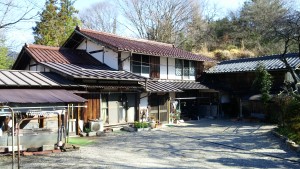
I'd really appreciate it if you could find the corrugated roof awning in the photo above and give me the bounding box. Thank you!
[0,89,86,104]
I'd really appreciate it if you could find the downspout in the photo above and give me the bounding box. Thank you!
[167,58,169,79]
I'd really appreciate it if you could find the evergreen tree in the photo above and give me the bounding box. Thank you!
[253,63,273,104]
[33,0,80,47]
[57,0,80,45]
[33,0,60,46]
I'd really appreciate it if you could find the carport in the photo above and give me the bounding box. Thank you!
[0,89,86,151]
[0,70,86,154]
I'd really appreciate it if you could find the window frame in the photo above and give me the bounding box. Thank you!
[175,59,196,79]
[132,54,150,77]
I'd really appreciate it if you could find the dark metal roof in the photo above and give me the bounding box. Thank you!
[0,70,59,87]
[0,89,86,103]
[24,44,102,65]
[64,27,214,62]
[39,72,84,87]
[41,62,145,81]
[140,81,209,92]
[206,53,300,73]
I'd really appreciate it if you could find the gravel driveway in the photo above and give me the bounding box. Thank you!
[1,119,300,169]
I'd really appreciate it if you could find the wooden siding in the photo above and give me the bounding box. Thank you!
[150,56,160,79]
[79,93,100,123]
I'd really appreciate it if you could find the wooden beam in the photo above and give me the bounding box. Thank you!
[89,50,104,54]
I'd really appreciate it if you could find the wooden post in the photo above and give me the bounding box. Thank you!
[76,103,81,135]
[83,102,88,123]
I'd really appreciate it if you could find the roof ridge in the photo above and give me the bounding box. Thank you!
[79,27,173,47]
[221,53,298,63]
[26,44,60,50]
[25,44,80,51]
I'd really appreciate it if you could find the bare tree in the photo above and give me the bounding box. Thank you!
[79,1,117,34]
[119,0,206,45]
[271,10,300,90]
[0,0,38,30]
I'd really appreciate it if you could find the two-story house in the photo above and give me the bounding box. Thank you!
[13,27,214,132]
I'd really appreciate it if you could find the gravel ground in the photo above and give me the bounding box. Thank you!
[1,119,300,169]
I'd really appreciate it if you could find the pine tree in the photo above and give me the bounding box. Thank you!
[33,0,59,46]
[57,0,80,46]
[33,0,80,47]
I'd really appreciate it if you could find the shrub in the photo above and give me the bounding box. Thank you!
[273,94,300,144]
[134,121,149,128]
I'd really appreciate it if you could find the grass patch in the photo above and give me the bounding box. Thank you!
[68,137,95,146]
[275,127,300,145]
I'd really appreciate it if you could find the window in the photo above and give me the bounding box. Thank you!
[183,60,189,76]
[132,54,150,75]
[175,59,182,76]
[175,59,195,77]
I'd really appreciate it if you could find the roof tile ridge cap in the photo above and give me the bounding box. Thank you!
[221,56,257,63]
[26,44,60,50]
[80,28,173,47]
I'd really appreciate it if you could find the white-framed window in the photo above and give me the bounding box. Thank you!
[132,54,150,77]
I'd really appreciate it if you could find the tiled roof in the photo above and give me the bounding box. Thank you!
[206,53,300,73]
[0,70,59,87]
[140,81,209,92]
[41,62,145,81]
[74,27,214,62]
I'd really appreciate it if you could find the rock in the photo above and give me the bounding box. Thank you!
[96,131,106,136]
[104,128,113,133]
[79,132,86,137]
[122,126,136,132]
[87,132,96,137]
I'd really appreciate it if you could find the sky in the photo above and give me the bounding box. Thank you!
[2,0,250,52]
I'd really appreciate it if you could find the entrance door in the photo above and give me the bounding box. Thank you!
[108,94,119,125]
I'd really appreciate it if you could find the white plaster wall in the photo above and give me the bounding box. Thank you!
[103,49,118,70]
[139,93,148,109]
[168,58,180,80]
[189,75,195,80]
[77,40,118,70]
[37,64,44,71]
[121,51,131,71]
[160,57,168,79]
[29,60,36,71]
